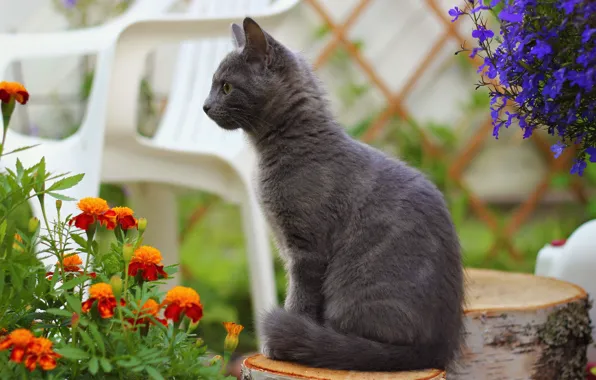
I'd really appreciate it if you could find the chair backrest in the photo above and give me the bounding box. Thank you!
[153,0,271,159]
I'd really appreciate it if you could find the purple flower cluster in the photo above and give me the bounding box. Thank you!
[451,0,596,175]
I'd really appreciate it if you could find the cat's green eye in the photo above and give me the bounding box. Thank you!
[222,82,232,95]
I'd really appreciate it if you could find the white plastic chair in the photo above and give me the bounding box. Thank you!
[103,0,303,341]
[0,0,179,266]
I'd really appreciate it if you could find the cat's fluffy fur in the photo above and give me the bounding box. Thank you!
[203,17,465,372]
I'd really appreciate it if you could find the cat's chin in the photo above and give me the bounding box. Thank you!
[216,124,242,131]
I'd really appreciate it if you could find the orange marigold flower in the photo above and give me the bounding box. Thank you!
[128,246,168,281]
[46,254,96,280]
[128,299,167,327]
[82,283,125,318]
[68,197,116,231]
[223,322,244,352]
[162,286,203,323]
[0,81,29,104]
[0,329,34,364]
[23,337,60,372]
[111,206,138,230]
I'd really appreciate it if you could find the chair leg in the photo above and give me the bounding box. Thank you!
[127,183,180,293]
[240,189,278,348]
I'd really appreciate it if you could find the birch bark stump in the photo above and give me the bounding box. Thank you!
[241,354,445,380]
[457,268,592,380]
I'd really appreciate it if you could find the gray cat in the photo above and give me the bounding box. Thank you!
[203,17,465,372]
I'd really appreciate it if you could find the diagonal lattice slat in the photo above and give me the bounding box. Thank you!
[305,0,588,262]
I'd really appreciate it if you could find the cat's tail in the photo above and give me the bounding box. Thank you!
[260,308,447,372]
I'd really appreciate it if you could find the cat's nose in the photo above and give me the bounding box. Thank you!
[203,104,211,114]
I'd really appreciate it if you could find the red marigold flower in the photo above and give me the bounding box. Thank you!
[0,329,34,364]
[69,197,116,231]
[128,246,168,281]
[127,299,167,327]
[162,286,203,323]
[23,337,60,372]
[82,283,125,319]
[111,206,138,230]
[0,81,29,104]
[223,322,244,352]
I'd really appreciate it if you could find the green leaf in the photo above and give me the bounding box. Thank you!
[48,173,84,191]
[117,357,141,368]
[89,324,105,355]
[312,24,331,40]
[587,199,596,219]
[550,173,571,189]
[1,144,41,157]
[0,220,6,241]
[145,366,165,380]
[46,308,73,318]
[60,276,87,291]
[47,192,76,201]
[99,357,112,373]
[64,294,82,315]
[55,346,89,360]
[78,329,95,354]
[88,357,99,375]
[70,233,88,249]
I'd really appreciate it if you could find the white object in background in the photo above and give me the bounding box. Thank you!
[102,0,303,344]
[0,0,181,268]
[534,238,567,277]
[534,219,596,361]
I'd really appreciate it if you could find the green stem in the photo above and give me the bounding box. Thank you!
[168,326,179,356]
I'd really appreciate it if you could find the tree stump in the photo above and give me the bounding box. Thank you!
[458,268,592,380]
[241,354,445,379]
[242,269,592,380]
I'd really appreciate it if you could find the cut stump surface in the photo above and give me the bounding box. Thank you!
[241,354,446,380]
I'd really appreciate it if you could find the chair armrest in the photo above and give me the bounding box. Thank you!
[105,0,303,140]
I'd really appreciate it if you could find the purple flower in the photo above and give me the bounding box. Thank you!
[62,0,77,8]
[451,0,596,175]
[551,141,566,158]
[469,47,483,58]
[530,40,552,59]
[499,9,523,22]
[582,28,596,43]
[448,6,464,22]
[587,147,596,163]
[571,159,587,176]
[559,0,581,14]
[472,25,494,43]
[471,5,490,14]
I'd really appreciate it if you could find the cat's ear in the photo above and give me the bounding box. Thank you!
[231,23,245,49]
[242,17,272,67]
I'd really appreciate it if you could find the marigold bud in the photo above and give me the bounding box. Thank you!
[137,217,147,233]
[55,199,62,211]
[209,355,222,366]
[122,243,134,263]
[195,338,204,347]
[110,275,123,300]
[71,312,80,329]
[188,320,200,333]
[28,217,40,233]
